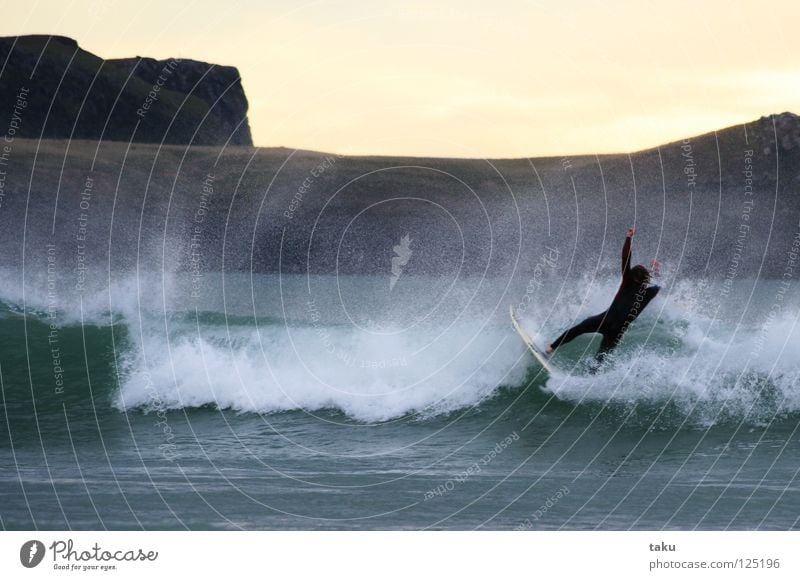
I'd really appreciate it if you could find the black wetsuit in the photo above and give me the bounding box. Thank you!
[549,236,660,364]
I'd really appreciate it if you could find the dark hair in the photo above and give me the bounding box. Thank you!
[631,265,650,284]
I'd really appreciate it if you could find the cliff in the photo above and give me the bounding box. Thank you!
[0,35,252,146]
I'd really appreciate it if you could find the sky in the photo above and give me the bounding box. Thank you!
[2,0,799,158]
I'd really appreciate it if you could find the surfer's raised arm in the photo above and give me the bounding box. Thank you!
[622,227,634,275]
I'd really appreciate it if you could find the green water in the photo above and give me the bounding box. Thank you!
[1,274,799,529]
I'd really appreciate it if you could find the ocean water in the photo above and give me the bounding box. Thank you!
[1,270,799,530]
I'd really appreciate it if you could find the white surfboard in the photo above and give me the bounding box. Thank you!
[510,304,554,374]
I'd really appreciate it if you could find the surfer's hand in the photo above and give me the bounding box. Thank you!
[651,258,661,275]
[626,227,635,238]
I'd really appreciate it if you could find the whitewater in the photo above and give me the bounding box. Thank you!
[5,267,799,426]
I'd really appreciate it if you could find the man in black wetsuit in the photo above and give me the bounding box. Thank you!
[545,227,660,367]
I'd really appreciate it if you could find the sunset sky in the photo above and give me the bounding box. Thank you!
[2,0,799,158]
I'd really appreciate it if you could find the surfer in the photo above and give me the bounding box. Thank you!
[544,227,660,368]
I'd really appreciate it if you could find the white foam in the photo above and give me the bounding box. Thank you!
[544,289,800,425]
[114,320,531,422]
[6,266,799,424]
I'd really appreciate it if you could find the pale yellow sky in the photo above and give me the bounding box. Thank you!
[2,0,799,157]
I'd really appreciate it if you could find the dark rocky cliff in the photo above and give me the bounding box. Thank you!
[0,35,252,146]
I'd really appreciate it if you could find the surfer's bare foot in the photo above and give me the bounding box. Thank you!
[545,345,554,355]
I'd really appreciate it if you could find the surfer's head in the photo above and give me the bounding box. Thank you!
[631,264,651,284]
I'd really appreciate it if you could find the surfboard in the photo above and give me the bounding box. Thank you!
[509,304,554,374]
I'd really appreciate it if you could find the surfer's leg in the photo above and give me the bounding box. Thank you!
[590,330,622,371]
[548,313,605,352]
